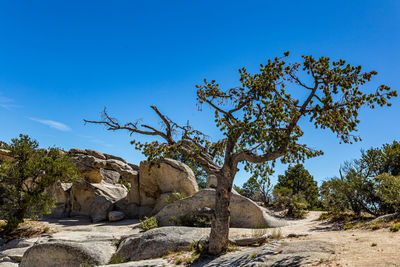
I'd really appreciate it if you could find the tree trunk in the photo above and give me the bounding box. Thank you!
[208,175,232,254]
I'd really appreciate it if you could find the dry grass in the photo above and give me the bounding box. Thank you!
[0,220,54,241]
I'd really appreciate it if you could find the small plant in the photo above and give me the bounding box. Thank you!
[371,242,377,247]
[139,216,158,232]
[368,221,385,230]
[171,214,211,227]
[251,226,268,238]
[250,253,257,258]
[390,223,400,232]
[43,226,50,233]
[110,254,126,264]
[79,263,92,267]
[165,191,187,204]
[175,258,183,265]
[118,179,131,191]
[343,223,353,230]
[271,228,282,240]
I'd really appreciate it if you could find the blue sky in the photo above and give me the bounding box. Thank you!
[0,0,399,186]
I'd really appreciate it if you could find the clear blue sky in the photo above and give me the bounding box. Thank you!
[0,0,399,186]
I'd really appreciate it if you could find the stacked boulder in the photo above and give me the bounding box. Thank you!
[49,149,199,222]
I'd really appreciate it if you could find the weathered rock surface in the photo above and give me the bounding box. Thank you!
[114,226,208,262]
[70,181,127,217]
[99,259,171,267]
[139,159,198,207]
[108,211,125,222]
[0,262,18,267]
[20,241,115,267]
[45,182,73,217]
[90,196,113,223]
[195,240,334,267]
[156,189,286,228]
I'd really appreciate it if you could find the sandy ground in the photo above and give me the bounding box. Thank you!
[37,212,400,266]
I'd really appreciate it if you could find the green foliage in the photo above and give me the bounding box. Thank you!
[170,214,211,227]
[117,179,131,191]
[139,216,158,232]
[374,173,400,212]
[0,134,79,232]
[235,175,272,205]
[390,223,400,232]
[321,141,400,216]
[165,191,187,204]
[86,53,397,253]
[274,164,320,209]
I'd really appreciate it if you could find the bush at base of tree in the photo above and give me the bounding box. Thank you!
[0,134,79,233]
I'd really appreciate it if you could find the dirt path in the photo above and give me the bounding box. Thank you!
[276,211,400,266]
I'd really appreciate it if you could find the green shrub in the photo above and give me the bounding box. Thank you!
[170,214,211,227]
[118,179,131,191]
[139,216,158,232]
[165,191,187,204]
[390,223,400,232]
[0,135,80,232]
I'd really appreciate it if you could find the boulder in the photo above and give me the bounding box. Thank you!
[45,182,72,218]
[90,196,113,223]
[138,159,198,207]
[0,247,29,262]
[104,153,127,163]
[114,227,207,262]
[156,189,286,228]
[70,182,128,217]
[85,149,106,160]
[69,148,87,155]
[101,169,121,184]
[73,155,107,183]
[20,241,115,267]
[108,211,125,222]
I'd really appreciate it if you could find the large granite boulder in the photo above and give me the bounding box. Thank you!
[138,159,198,207]
[114,227,207,262]
[156,189,286,228]
[20,241,115,267]
[44,182,73,218]
[70,182,128,217]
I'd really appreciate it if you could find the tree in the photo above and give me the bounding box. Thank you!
[321,141,400,215]
[234,175,272,206]
[0,135,79,232]
[85,53,396,254]
[273,164,320,209]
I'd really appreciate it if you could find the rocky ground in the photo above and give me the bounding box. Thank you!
[1,211,399,266]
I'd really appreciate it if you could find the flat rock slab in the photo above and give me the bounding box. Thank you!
[0,262,18,267]
[98,259,172,267]
[0,247,30,262]
[193,240,334,267]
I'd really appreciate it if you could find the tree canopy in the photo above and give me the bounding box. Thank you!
[86,53,397,254]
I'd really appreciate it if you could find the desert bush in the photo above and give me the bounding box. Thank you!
[170,214,211,227]
[390,223,400,232]
[139,216,158,232]
[273,186,309,218]
[165,191,187,204]
[0,134,79,233]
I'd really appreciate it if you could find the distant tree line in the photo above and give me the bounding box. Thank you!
[235,140,400,218]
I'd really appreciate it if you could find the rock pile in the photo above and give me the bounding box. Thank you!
[49,149,199,221]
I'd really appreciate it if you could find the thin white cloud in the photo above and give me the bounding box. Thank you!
[0,94,19,109]
[30,117,71,132]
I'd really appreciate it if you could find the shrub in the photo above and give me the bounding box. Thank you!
[0,135,79,233]
[139,216,158,232]
[118,179,131,191]
[390,223,400,232]
[165,191,187,204]
[171,214,211,227]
